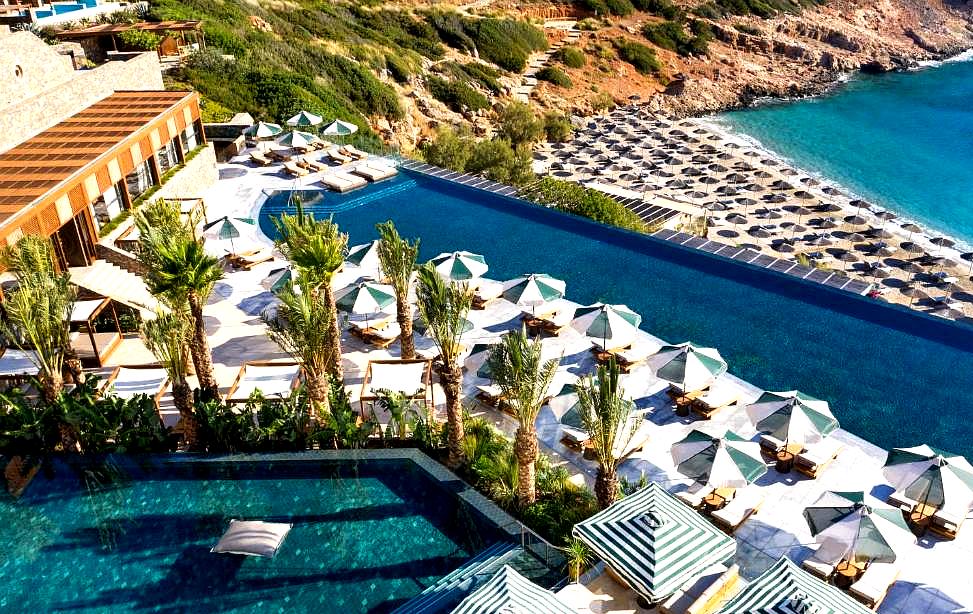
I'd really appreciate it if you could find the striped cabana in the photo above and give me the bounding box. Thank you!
[450,565,574,614]
[572,482,736,603]
[717,557,872,613]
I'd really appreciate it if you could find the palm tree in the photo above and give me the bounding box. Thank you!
[376,221,420,359]
[140,232,223,398]
[575,358,642,509]
[142,310,199,449]
[415,262,473,468]
[273,213,346,379]
[486,327,558,505]
[263,283,334,418]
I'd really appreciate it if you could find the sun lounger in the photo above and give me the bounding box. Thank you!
[352,163,397,182]
[101,366,169,406]
[320,172,367,193]
[800,538,845,581]
[660,564,739,614]
[930,508,966,539]
[225,361,302,403]
[363,322,400,349]
[266,148,292,162]
[304,158,329,172]
[675,483,715,509]
[538,307,576,335]
[249,151,273,166]
[849,563,899,610]
[615,340,658,372]
[759,433,785,457]
[795,437,844,478]
[472,279,504,309]
[359,359,433,412]
[341,144,370,160]
[691,377,740,419]
[231,248,274,270]
[887,490,918,512]
[711,488,764,533]
[283,161,309,177]
[325,148,354,164]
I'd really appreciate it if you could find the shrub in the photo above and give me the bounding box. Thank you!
[426,76,490,112]
[385,53,412,83]
[614,40,662,75]
[734,22,762,35]
[543,112,573,142]
[536,66,572,88]
[555,45,586,68]
[525,177,646,232]
[581,0,634,16]
[434,17,547,72]
[435,61,502,93]
[117,28,162,51]
[641,19,710,56]
[497,102,544,147]
[422,125,474,172]
[632,0,683,19]
[467,140,534,186]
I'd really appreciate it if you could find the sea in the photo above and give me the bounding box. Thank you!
[716,52,973,249]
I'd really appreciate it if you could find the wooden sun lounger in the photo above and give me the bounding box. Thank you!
[283,161,309,177]
[320,171,367,192]
[614,341,656,372]
[691,379,740,420]
[675,483,715,509]
[930,508,965,539]
[230,248,274,270]
[325,148,354,164]
[249,151,273,166]
[794,438,844,478]
[350,321,400,349]
[849,563,899,610]
[472,279,503,309]
[266,148,292,162]
[711,488,764,533]
[304,158,329,172]
[800,539,845,581]
[476,383,505,407]
[341,144,370,160]
[759,433,785,458]
[224,361,302,403]
[887,490,918,512]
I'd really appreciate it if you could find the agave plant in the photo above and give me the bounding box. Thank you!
[376,221,420,359]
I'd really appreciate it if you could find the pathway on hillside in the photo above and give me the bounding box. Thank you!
[513,20,579,103]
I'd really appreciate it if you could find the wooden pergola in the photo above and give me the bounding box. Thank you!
[69,297,121,368]
[54,21,206,60]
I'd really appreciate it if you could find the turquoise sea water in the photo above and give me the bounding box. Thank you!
[719,57,973,246]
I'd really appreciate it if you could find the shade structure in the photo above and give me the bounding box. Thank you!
[321,118,359,136]
[450,565,574,614]
[803,491,914,564]
[570,303,642,350]
[717,557,872,614]
[243,121,282,139]
[745,390,838,446]
[882,445,973,515]
[650,342,726,392]
[430,251,488,281]
[464,341,500,379]
[277,130,318,149]
[285,110,323,127]
[671,430,767,489]
[346,240,381,270]
[202,216,259,256]
[573,482,736,603]
[335,280,395,323]
[263,266,294,294]
[502,273,565,312]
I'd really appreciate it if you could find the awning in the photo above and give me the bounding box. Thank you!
[717,557,872,613]
[573,482,736,602]
[450,565,574,614]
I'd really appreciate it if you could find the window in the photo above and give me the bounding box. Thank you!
[125,159,154,200]
[156,139,179,174]
[180,124,198,153]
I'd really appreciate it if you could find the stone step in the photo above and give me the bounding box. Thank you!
[70,260,164,317]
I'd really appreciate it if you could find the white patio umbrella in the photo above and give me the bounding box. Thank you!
[243,122,282,149]
[277,130,318,149]
[286,110,323,128]
[803,491,915,564]
[321,119,359,136]
[570,303,641,350]
[502,273,565,314]
[649,342,726,393]
[346,240,381,271]
[882,445,973,514]
[335,279,395,327]
[745,390,838,447]
[201,216,260,257]
[671,429,767,489]
[430,251,488,281]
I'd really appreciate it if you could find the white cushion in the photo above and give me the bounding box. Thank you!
[211,520,291,558]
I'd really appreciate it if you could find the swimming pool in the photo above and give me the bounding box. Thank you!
[0,454,506,612]
[261,170,973,458]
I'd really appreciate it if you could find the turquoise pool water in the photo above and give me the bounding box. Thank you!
[261,172,973,457]
[0,455,502,612]
[719,58,973,246]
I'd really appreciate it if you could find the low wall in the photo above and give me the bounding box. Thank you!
[154,144,218,201]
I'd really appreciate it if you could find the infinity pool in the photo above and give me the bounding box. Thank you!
[261,170,973,457]
[0,454,503,612]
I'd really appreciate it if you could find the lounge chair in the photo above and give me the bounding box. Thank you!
[229,248,274,270]
[711,487,764,533]
[849,563,899,610]
[691,377,740,419]
[249,151,273,166]
[668,384,707,413]
[476,383,505,407]
[266,148,292,162]
[304,157,329,172]
[472,279,504,309]
[225,361,302,403]
[800,538,845,581]
[759,433,785,457]
[660,564,740,614]
[341,144,370,160]
[887,490,918,512]
[101,366,169,405]
[930,507,966,539]
[362,322,400,349]
[615,340,658,372]
[674,483,715,509]
[320,172,367,193]
[536,307,575,336]
[283,161,309,177]
[795,437,844,478]
[325,147,354,164]
[359,359,432,412]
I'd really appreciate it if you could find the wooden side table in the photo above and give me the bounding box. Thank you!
[833,560,863,589]
[909,503,936,536]
[702,487,736,511]
[775,444,804,473]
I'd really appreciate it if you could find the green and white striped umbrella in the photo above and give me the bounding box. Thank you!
[717,557,872,614]
[201,216,259,256]
[346,240,381,270]
[243,121,282,139]
[803,491,914,565]
[502,273,565,312]
[430,251,488,281]
[464,341,500,379]
[671,430,767,489]
[451,565,575,614]
[650,342,727,393]
[573,482,736,603]
[416,315,474,339]
[285,110,323,127]
[263,267,294,294]
[335,280,395,321]
[321,118,359,136]
[277,130,318,149]
[882,445,973,513]
[745,390,838,446]
[570,303,641,350]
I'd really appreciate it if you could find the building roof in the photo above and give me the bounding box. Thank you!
[54,20,202,38]
[0,90,195,228]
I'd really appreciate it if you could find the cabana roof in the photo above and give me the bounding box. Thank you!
[54,21,203,39]
[450,565,574,614]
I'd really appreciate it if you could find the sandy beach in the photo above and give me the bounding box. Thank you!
[532,105,973,321]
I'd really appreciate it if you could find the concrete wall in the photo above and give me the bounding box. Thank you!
[0,41,163,153]
[154,144,218,201]
[0,30,75,110]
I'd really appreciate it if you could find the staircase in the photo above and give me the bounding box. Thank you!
[513,22,580,103]
[69,260,164,317]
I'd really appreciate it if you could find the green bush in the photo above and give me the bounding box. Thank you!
[467,140,534,186]
[385,53,412,83]
[632,0,683,18]
[614,40,662,75]
[117,28,162,51]
[430,15,547,72]
[497,102,544,147]
[536,66,572,88]
[581,0,634,16]
[435,62,503,93]
[525,177,646,232]
[426,76,490,112]
[543,112,573,142]
[734,22,763,35]
[555,45,586,68]
[422,125,474,172]
[642,19,711,56]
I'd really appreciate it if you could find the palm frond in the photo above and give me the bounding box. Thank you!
[273,213,347,290]
[487,327,559,428]
[575,359,640,471]
[263,283,334,376]
[376,220,419,294]
[141,310,189,381]
[415,262,473,365]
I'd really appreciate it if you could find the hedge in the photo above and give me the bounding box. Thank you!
[426,76,490,112]
[524,177,646,233]
[555,46,586,68]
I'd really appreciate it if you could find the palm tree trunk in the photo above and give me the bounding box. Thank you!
[171,379,199,450]
[187,293,219,399]
[514,426,538,506]
[439,363,466,468]
[322,283,344,380]
[396,294,415,360]
[595,465,618,510]
[39,370,77,452]
[306,368,331,421]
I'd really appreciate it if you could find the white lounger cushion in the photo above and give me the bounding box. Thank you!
[475,279,504,301]
[365,361,426,397]
[476,384,503,398]
[695,376,739,408]
[797,437,844,467]
[231,364,300,400]
[849,563,899,605]
[110,368,168,398]
[712,488,764,528]
[759,433,785,451]
[675,484,714,508]
[616,339,660,364]
[801,537,845,577]
[888,490,918,511]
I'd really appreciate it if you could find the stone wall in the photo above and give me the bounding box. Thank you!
[0,30,75,111]
[154,144,218,201]
[0,45,163,153]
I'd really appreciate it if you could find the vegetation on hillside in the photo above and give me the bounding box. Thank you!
[642,19,713,57]
[615,40,663,76]
[523,178,647,233]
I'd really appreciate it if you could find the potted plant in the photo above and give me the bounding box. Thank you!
[562,538,593,583]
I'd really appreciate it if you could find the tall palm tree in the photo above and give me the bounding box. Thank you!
[140,232,223,398]
[263,283,334,418]
[416,262,473,468]
[142,310,198,449]
[376,221,420,359]
[487,327,558,506]
[273,213,347,379]
[576,358,641,509]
